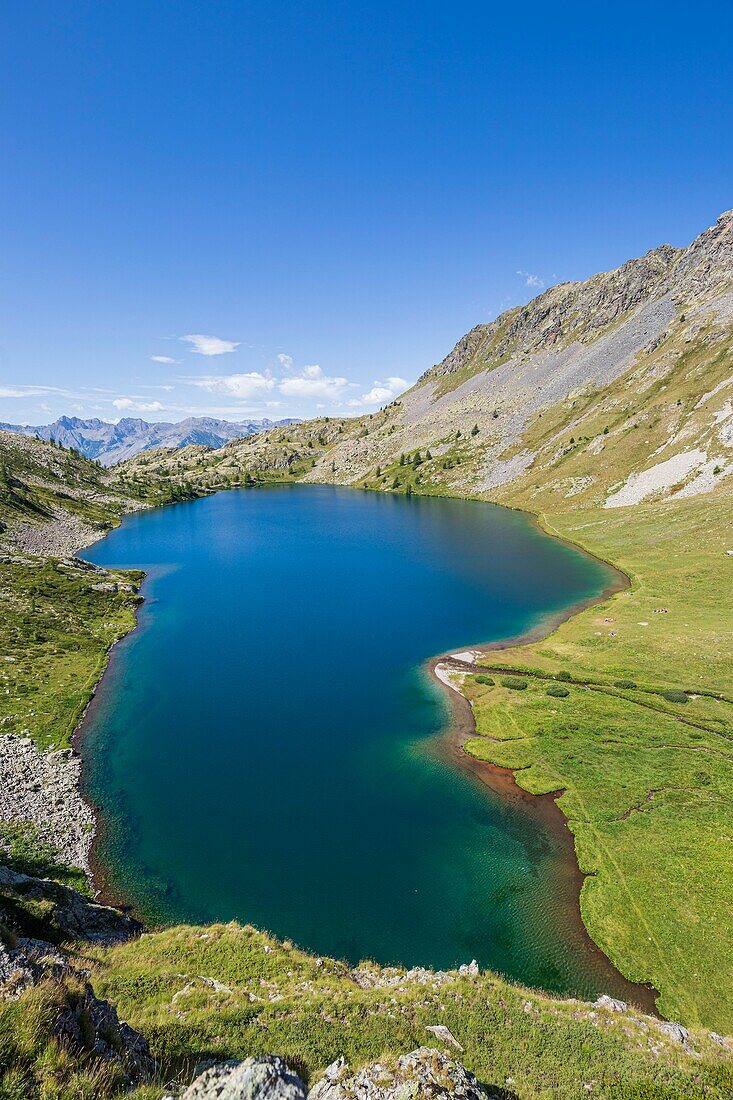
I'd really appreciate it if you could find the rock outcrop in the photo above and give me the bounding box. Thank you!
[177,1049,493,1100]
[308,1049,492,1099]
[0,864,141,945]
[53,980,156,1085]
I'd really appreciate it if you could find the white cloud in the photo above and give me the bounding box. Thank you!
[277,353,294,371]
[181,333,240,356]
[192,372,275,399]
[516,269,545,289]
[112,398,166,413]
[278,364,350,401]
[0,384,72,399]
[149,355,179,364]
[355,376,410,405]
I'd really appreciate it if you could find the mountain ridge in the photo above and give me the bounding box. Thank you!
[0,414,300,466]
[119,209,733,515]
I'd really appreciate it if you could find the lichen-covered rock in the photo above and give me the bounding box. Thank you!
[0,937,33,995]
[179,1056,307,1100]
[308,1048,493,1099]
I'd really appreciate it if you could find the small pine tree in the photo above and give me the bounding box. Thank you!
[471,424,479,436]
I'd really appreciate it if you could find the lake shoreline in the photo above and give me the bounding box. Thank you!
[65,486,655,1011]
[430,675,659,1017]
[425,558,660,1016]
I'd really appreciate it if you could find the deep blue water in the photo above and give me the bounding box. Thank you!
[82,485,628,997]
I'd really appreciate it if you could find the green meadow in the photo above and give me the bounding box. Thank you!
[463,490,733,1029]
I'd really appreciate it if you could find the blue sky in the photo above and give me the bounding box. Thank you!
[1,1,731,425]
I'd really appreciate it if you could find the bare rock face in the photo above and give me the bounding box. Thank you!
[308,1048,493,1100]
[178,1056,307,1100]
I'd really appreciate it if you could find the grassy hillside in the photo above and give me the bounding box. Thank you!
[4,838,729,1099]
[0,434,149,752]
[88,924,731,1100]
[0,557,142,751]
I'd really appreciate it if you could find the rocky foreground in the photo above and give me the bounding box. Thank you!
[173,1049,491,1100]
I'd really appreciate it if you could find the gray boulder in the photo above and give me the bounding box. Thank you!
[657,1021,690,1045]
[180,1056,307,1100]
[594,995,627,1013]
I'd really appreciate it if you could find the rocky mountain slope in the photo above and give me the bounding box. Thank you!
[127,210,732,510]
[0,414,299,466]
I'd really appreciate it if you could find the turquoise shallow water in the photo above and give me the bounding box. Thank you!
[82,485,630,998]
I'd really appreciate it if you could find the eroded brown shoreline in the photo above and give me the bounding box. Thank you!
[425,547,660,1016]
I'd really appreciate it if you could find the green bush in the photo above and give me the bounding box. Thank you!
[661,689,689,704]
[474,674,495,686]
[614,679,637,689]
[501,676,528,691]
[555,671,572,682]
[546,685,570,698]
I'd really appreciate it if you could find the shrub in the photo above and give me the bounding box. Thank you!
[555,671,572,682]
[501,676,528,691]
[662,689,689,704]
[546,685,569,698]
[614,679,637,690]
[474,674,495,686]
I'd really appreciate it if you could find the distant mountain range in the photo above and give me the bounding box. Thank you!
[0,414,299,465]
